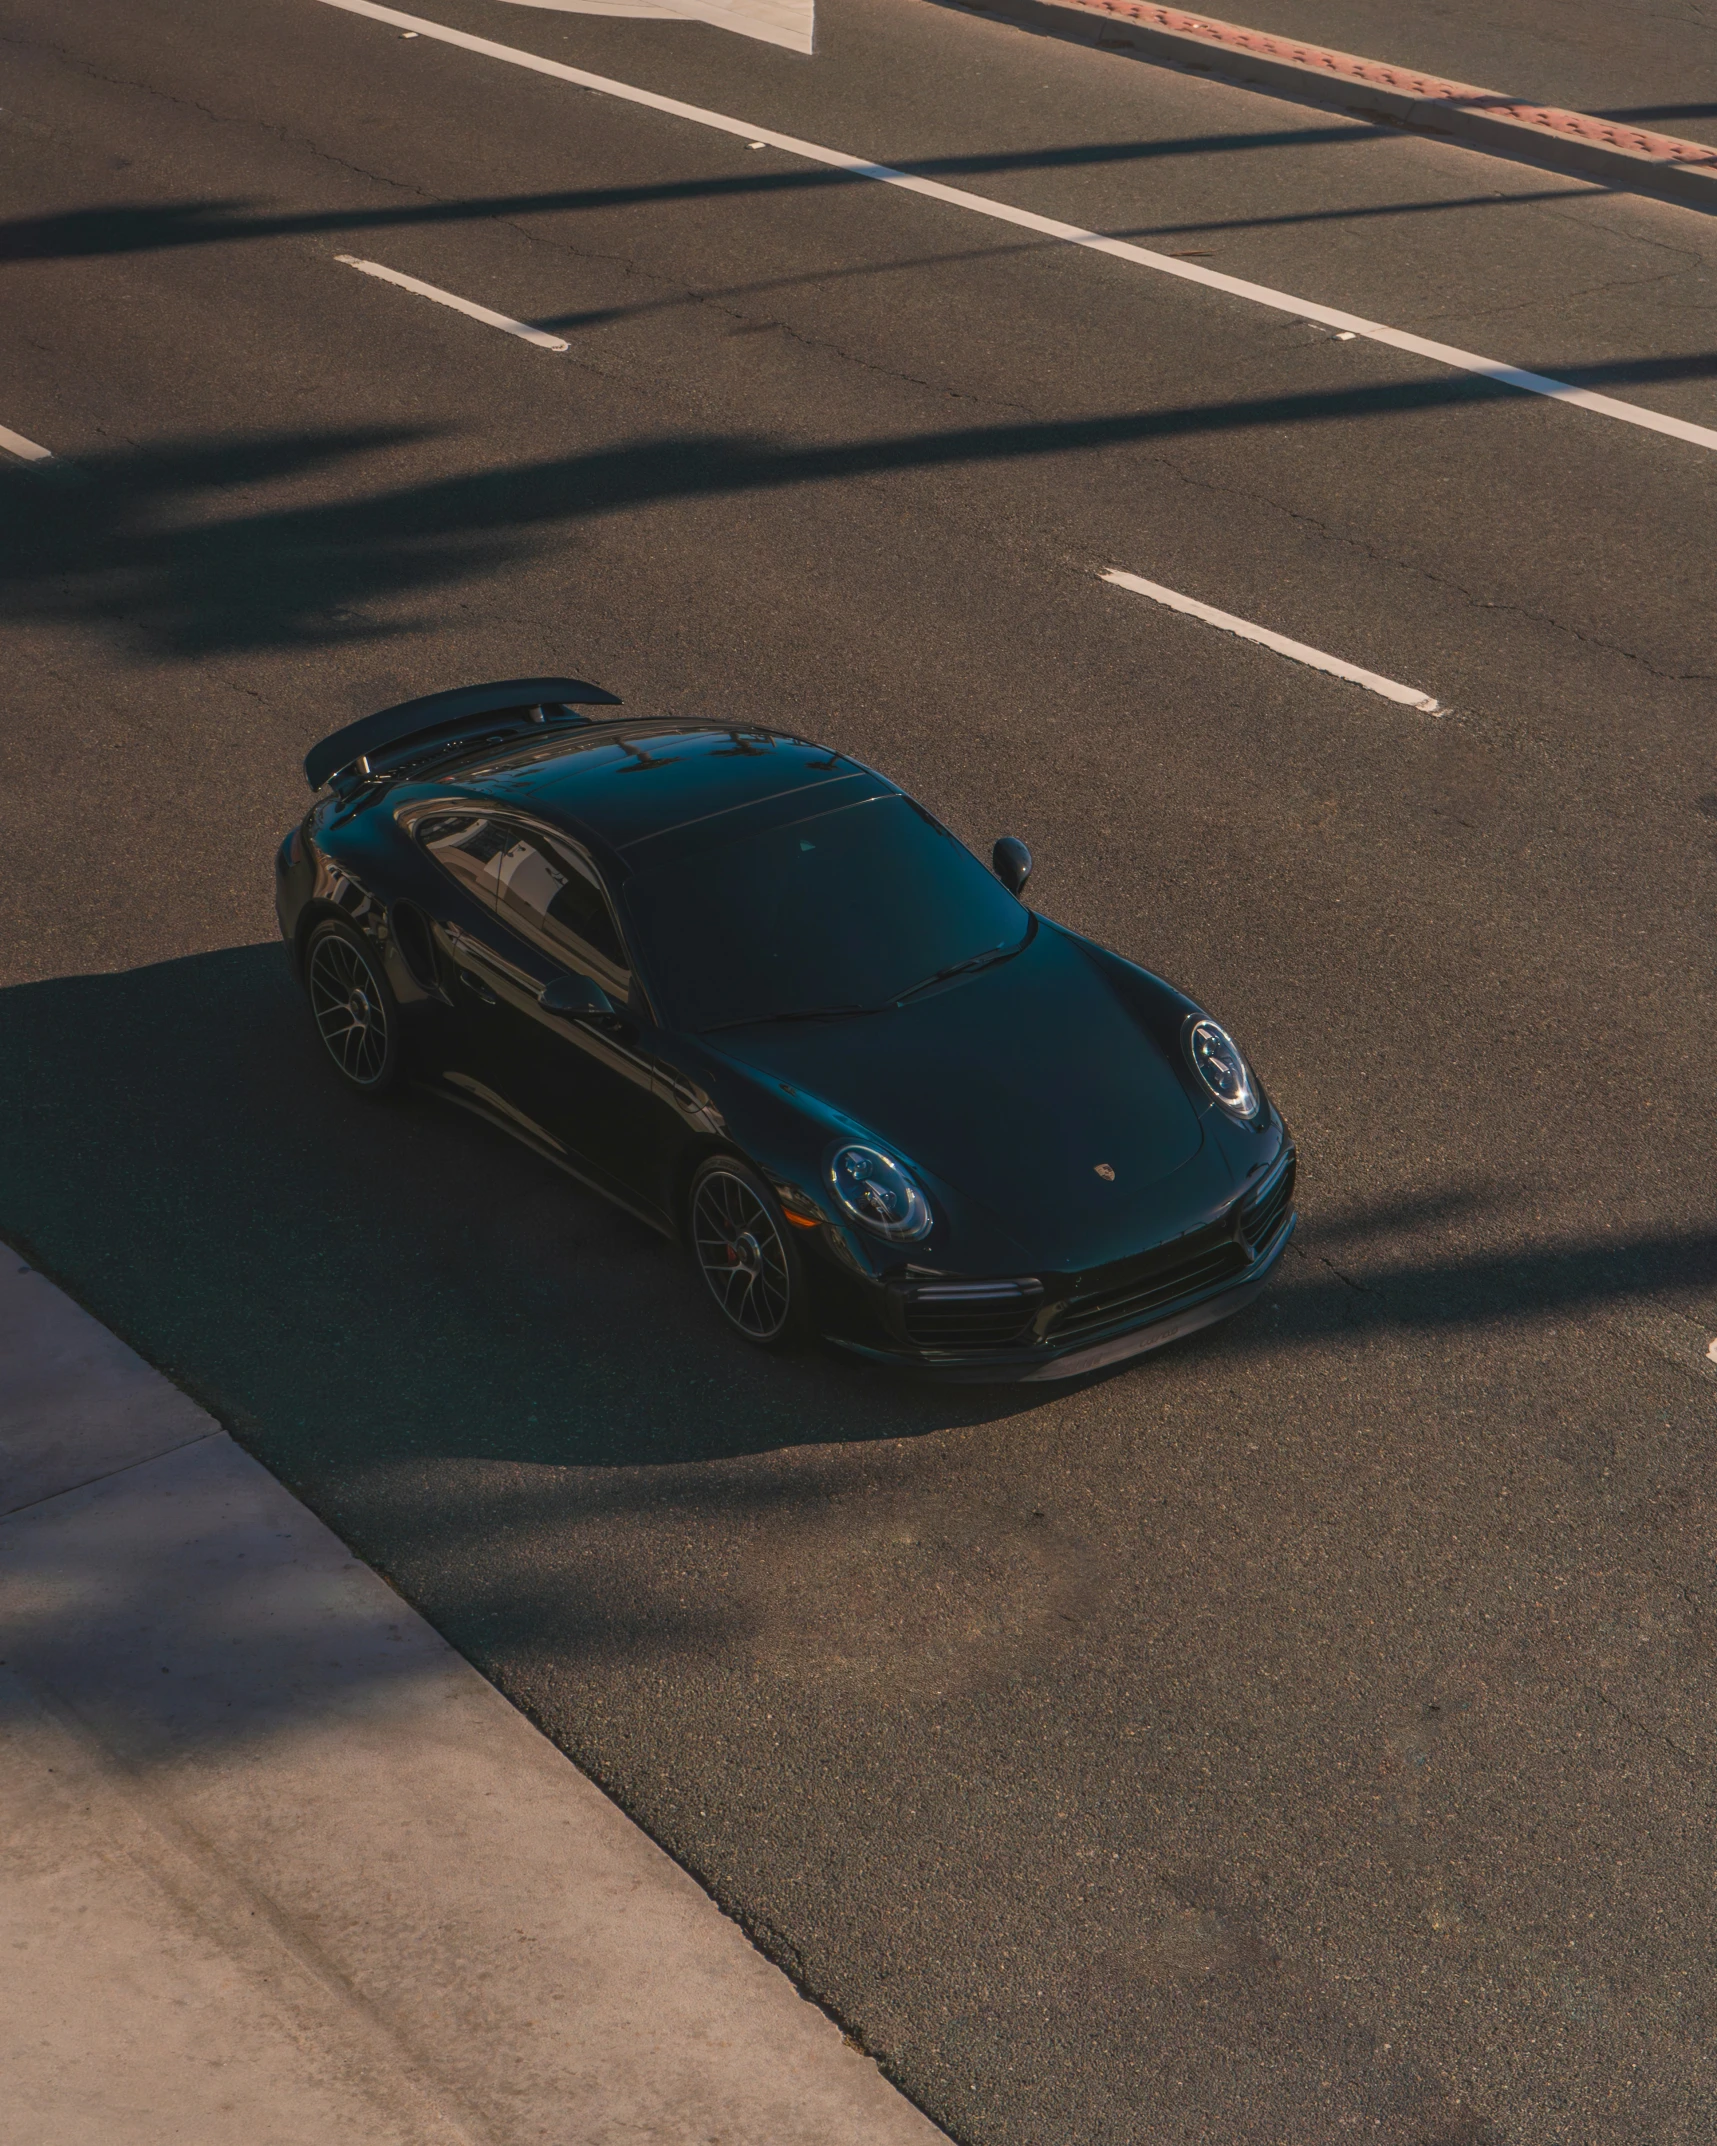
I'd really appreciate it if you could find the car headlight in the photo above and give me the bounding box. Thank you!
[1186,1017,1259,1121]
[827,1144,932,1241]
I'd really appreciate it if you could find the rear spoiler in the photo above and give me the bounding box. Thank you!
[304,676,621,792]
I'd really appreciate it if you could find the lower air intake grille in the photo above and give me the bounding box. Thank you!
[1239,1148,1297,1254]
[1051,1232,1249,1346]
[899,1279,1043,1351]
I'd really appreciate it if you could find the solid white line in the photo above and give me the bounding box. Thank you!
[0,422,54,464]
[1102,568,1442,711]
[335,253,570,349]
[311,0,1717,456]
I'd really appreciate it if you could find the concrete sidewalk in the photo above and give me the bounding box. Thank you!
[0,1254,945,2146]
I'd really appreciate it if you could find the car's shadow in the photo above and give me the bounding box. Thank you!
[0,945,1055,1490]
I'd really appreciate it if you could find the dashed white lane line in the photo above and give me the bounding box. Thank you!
[335,254,571,349]
[1102,568,1443,711]
[0,422,54,464]
[312,0,1717,458]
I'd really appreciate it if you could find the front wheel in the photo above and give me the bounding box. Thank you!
[688,1158,809,1351]
[304,918,404,1096]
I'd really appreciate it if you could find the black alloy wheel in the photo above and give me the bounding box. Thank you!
[689,1159,803,1349]
[305,920,403,1095]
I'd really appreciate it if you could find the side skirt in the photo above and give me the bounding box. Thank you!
[419,1078,676,1240]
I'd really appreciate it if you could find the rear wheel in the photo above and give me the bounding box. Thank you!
[689,1158,807,1350]
[304,919,403,1096]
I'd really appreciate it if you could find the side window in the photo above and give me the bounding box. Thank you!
[492,828,630,990]
[416,815,512,904]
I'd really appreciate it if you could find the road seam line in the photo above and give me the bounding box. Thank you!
[1101,567,1442,709]
[309,0,1717,456]
[0,1428,224,1523]
[335,254,571,347]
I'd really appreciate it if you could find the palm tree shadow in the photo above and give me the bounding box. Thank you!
[10,351,1700,658]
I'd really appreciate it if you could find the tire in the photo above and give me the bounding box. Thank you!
[304,918,404,1096]
[688,1157,809,1351]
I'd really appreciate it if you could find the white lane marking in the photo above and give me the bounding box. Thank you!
[336,254,570,348]
[1102,568,1442,711]
[1706,1337,1717,1363]
[311,0,1717,457]
[0,422,55,464]
[495,0,813,59]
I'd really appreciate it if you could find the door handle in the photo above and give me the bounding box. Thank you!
[457,969,498,1006]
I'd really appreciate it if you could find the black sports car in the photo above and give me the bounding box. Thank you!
[276,678,1296,1380]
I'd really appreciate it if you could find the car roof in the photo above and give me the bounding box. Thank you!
[443,720,898,857]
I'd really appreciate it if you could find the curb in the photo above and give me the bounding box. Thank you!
[0,1251,947,2146]
[941,0,1717,212]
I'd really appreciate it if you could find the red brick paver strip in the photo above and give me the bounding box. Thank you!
[956,0,1717,205]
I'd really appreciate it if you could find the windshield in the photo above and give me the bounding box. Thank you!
[622,794,1030,1032]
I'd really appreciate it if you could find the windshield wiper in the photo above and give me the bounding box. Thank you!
[701,1002,876,1035]
[702,939,1027,1034]
[891,941,1022,1005]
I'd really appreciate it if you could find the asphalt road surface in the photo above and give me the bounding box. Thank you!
[4,2,1716,2140]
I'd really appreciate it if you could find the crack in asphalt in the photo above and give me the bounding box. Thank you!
[1091,447,1717,687]
[0,26,450,201]
[1588,1684,1708,1777]
[1412,260,1699,337]
[1530,191,1717,272]
[1318,1256,1381,1297]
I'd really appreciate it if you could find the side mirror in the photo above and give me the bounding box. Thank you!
[992,837,1032,897]
[539,973,616,1021]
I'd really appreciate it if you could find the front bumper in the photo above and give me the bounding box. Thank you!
[826,1203,1295,1383]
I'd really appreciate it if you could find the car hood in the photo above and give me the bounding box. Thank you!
[709,925,1207,1256]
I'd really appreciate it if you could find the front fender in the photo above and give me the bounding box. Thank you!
[653,1037,1040,1283]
